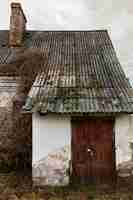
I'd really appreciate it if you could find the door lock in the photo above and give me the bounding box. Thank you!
[87,148,92,152]
[87,147,95,157]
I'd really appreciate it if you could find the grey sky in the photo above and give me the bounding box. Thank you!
[1,0,133,85]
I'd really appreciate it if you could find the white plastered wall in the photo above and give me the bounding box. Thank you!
[32,113,71,164]
[32,113,133,185]
[33,113,133,167]
[115,114,133,167]
[32,113,71,185]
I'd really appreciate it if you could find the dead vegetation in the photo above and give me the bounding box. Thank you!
[0,173,133,200]
[0,49,47,93]
[0,49,47,172]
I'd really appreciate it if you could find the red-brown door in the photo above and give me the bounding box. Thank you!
[71,118,116,184]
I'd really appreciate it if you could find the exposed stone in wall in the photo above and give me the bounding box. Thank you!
[33,145,70,186]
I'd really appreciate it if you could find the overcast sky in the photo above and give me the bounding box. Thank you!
[1,0,133,85]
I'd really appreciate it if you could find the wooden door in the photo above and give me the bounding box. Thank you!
[71,118,116,185]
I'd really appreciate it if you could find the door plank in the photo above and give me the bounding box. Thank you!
[71,118,115,184]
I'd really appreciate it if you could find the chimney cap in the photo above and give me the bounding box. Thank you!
[10,2,27,23]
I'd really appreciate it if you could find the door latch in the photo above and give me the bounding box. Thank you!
[87,147,95,157]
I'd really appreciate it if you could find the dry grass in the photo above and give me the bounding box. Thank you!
[0,173,133,200]
[0,49,47,171]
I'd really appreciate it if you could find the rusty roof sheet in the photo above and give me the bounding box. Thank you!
[0,30,133,114]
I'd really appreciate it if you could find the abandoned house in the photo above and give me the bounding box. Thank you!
[0,2,133,186]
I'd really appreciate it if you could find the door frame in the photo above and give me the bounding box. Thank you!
[70,116,116,185]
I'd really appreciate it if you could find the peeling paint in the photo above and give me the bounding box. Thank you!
[33,145,70,186]
[32,113,71,186]
[33,113,133,185]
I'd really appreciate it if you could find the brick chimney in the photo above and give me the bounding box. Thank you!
[9,2,27,47]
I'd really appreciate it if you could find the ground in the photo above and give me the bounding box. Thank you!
[0,173,133,200]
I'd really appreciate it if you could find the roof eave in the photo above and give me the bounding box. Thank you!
[21,109,133,116]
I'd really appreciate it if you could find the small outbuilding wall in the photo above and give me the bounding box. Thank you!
[32,113,71,186]
[32,113,133,186]
[115,114,133,177]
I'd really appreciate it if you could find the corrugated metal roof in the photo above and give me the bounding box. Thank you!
[23,30,133,114]
[0,30,133,114]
